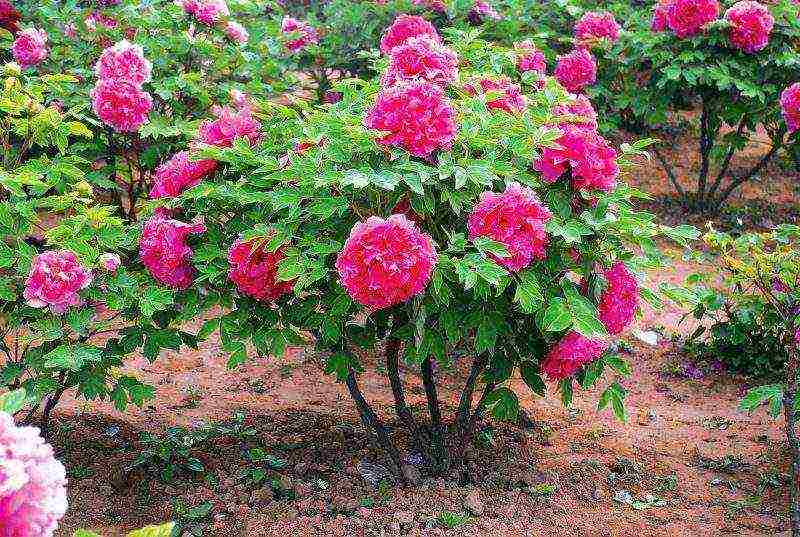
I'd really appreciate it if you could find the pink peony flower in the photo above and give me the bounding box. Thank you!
[85,11,117,31]
[229,88,250,109]
[574,11,621,43]
[91,79,152,133]
[98,252,121,272]
[12,28,48,68]
[24,250,93,314]
[554,48,597,93]
[553,94,598,131]
[379,15,441,55]
[139,214,205,289]
[597,261,639,335]
[175,0,199,13]
[364,80,457,157]
[194,0,229,26]
[150,151,218,199]
[380,36,458,88]
[724,1,773,53]
[467,182,552,272]
[224,20,249,44]
[281,16,319,53]
[515,40,547,75]
[541,331,608,380]
[94,40,152,87]
[667,0,719,38]
[469,0,502,22]
[64,23,77,39]
[227,237,295,302]
[336,214,438,310]
[0,0,21,33]
[466,76,526,114]
[533,124,619,192]
[0,412,67,537]
[781,83,800,133]
[196,105,261,148]
[652,2,670,31]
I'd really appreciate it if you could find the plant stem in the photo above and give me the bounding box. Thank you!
[385,337,425,445]
[653,147,687,202]
[712,131,785,210]
[421,357,446,471]
[456,354,487,435]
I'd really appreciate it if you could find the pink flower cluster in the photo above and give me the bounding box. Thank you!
[281,16,319,53]
[336,215,438,310]
[665,0,720,38]
[228,237,295,302]
[150,151,218,199]
[467,182,552,273]
[98,252,121,272]
[651,1,669,32]
[84,11,117,31]
[94,40,152,86]
[197,105,261,147]
[554,48,597,93]
[574,11,621,43]
[541,331,608,380]
[140,213,205,289]
[466,77,526,114]
[781,83,800,133]
[380,15,440,55]
[0,0,21,34]
[0,412,67,537]
[515,40,546,76]
[380,36,458,88]
[24,250,93,314]
[364,80,457,157]
[469,1,502,23]
[553,94,598,130]
[597,261,640,335]
[177,0,230,26]
[224,20,248,44]
[724,1,773,54]
[12,28,48,69]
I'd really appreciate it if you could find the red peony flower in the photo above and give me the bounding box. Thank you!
[651,1,670,31]
[597,261,640,335]
[95,40,152,87]
[91,79,152,133]
[724,1,773,54]
[336,214,438,310]
[197,105,261,148]
[227,237,295,302]
[12,28,48,68]
[781,83,800,133]
[224,20,249,44]
[379,15,441,55]
[24,250,93,314]
[194,0,229,26]
[281,16,319,53]
[574,11,621,43]
[364,80,457,157]
[541,331,608,380]
[554,48,597,93]
[467,182,552,272]
[666,0,719,39]
[380,36,458,88]
[515,40,547,75]
[553,94,598,131]
[150,151,218,199]
[139,214,205,289]
[465,76,526,115]
[533,124,619,192]
[0,0,21,33]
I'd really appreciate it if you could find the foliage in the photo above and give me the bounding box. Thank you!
[75,522,176,537]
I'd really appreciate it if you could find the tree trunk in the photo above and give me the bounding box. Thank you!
[784,349,800,537]
[421,357,447,472]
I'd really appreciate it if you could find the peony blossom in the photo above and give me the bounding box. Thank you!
[379,15,441,55]
[0,0,21,33]
[175,0,199,13]
[12,28,48,68]
[95,40,152,87]
[574,11,621,43]
[553,94,598,131]
[98,252,121,272]
[139,214,205,289]
[91,79,152,133]
[84,11,117,31]
[652,1,669,31]
[533,124,619,192]
[469,0,502,23]
[224,20,249,44]
[554,48,597,93]
[227,237,295,302]
[196,105,261,147]
[466,76,526,114]
[468,182,552,272]
[150,151,218,199]
[229,88,250,109]
[781,83,800,133]
[381,36,458,88]
[24,250,93,314]
[724,1,773,53]
[336,214,438,310]
[364,80,457,157]
[0,412,68,537]
[541,331,608,380]
[281,16,319,53]
[194,0,229,26]
[515,40,547,75]
[666,0,719,39]
[597,261,640,335]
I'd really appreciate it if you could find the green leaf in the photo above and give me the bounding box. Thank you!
[0,388,26,414]
[485,387,519,421]
[520,361,545,397]
[43,345,102,371]
[74,531,103,537]
[541,298,572,332]
[140,287,174,318]
[126,524,175,537]
[605,354,632,377]
[598,382,628,422]
[739,384,784,419]
[514,270,543,314]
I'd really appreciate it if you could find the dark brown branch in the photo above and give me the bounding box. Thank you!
[712,132,785,210]
[653,147,687,201]
[456,354,487,433]
[708,117,747,200]
[697,100,712,204]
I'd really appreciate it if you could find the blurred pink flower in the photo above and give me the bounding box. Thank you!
[228,237,295,302]
[95,40,152,87]
[197,105,261,147]
[140,214,205,289]
[574,11,621,43]
[379,14,441,55]
[598,261,640,335]
[554,48,596,93]
[224,20,249,44]
[667,0,719,38]
[98,253,121,272]
[541,331,608,380]
[150,151,218,199]
[12,28,48,68]
[281,16,319,52]
[465,76,526,114]
[24,250,92,314]
[91,79,152,132]
[380,35,458,88]
[725,1,773,53]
